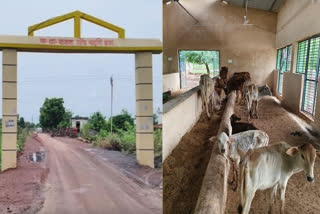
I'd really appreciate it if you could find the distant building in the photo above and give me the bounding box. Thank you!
[71,116,88,132]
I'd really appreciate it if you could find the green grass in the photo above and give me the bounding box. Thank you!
[81,123,163,157]
[17,128,30,152]
[189,63,219,76]
[0,126,30,169]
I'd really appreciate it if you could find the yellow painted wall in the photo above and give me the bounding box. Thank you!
[276,0,320,48]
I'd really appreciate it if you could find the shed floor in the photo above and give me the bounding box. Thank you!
[225,97,320,214]
[164,96,320,214]
[163,110,223,214]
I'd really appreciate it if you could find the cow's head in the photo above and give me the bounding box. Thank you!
[286,143,320,182]
[209,132,229,154]
[230,114,241,123]
[260,85,272,96]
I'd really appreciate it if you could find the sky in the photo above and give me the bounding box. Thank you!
[0,0,162,123]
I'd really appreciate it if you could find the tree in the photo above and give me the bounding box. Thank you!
[111,109,134,132]
[18,117,26,129]
[183,51,216,76]
[89,112,107,132]
[25,122,36,129]
[153,114,159,125]
[39,98,66,129]
[58,109,73,128]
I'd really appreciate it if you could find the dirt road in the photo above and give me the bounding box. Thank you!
[37,133,161,214]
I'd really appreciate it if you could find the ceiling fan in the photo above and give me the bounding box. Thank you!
[243,0,254,26]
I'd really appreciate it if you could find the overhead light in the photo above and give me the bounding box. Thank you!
[222,0,228,4]
[166,1,171,5]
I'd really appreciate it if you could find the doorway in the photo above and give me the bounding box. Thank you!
[178,50,220,90]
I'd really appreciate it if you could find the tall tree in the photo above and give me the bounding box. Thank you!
[89,112,107,132]
[184,51,216,76]
[18,117,26,129]
[39,98,66,129]
[58,109,73,128]
[111,109,134,132]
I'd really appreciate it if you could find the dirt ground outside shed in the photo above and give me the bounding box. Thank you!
[0,134,47,214]
[164,96,320,214]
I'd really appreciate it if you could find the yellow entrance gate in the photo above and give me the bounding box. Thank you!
[0,11,162,171]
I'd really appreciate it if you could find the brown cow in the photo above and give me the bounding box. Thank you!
[227,72,251,104]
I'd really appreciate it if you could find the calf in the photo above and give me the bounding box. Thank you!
[239,142,320,214]
[245,84,272,122]
[230,114,258,134]
[199,74,220,118]
[210,130,269,191]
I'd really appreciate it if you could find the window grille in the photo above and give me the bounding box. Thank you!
[276,45,292,95]
[302,36,320,116]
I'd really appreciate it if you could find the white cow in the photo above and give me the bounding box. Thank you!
[239,142,320,214]
[245,84,272,122]
[210,130,269,190]
[199,74,220,119]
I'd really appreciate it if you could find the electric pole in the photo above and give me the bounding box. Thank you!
[110,76,113,135]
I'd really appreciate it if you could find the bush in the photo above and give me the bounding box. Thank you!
[88,112,107,132]
[17,128,31,152]
[80,110,163,162]
[110,109,134,132]
[154,129,162,156]
[80,123,98,142]
[114,121,136,153]
[92,130,122,151]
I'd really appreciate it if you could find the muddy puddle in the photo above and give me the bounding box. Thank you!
[29,151,46,162]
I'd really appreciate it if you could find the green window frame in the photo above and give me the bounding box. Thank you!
[300,35,320,116]
[276,45,292,95]
[296,40,309,74]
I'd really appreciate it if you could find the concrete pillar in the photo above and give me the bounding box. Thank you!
[2,49,18,171]
[135,52,154,168]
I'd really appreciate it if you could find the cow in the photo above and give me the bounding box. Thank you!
[227,72,251,104]
[216,66,228,91]
[238,142,320,214]
[245,84,272,122]
[210,130,269,191]
[220,66,229,81]
[199,74,220,118]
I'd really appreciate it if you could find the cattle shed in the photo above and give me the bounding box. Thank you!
[163,1,320,214]
[71,116,88,132]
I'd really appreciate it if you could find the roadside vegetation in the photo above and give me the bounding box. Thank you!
[17,117,36,152]
[80,110,163,165]
[38,97,163,167]
[0,117,36,169]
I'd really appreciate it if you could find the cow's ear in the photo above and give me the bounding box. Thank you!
[286,147,299,156]
[209,136,217,143]
[316,151,320,160]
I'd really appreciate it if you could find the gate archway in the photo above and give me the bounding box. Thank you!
[0,11,162,171]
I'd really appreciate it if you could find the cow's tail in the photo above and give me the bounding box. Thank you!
[265,132,270,146]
